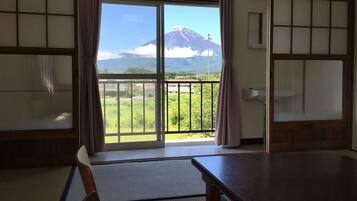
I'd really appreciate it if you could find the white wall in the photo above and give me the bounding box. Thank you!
[232,0,267,139]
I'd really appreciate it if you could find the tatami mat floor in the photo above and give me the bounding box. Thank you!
[2,148,357,201]
[91,144,265,164]
[0,166,71,201]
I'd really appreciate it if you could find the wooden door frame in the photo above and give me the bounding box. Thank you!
[266,0,355,153]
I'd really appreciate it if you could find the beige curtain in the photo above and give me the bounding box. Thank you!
[215,0,242,147]
[78,0,105,154]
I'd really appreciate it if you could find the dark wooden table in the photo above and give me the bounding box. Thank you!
[192,152,357,201]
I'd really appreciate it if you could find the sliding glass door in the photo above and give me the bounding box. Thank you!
[97,2,164,149]
[97,1,221,150]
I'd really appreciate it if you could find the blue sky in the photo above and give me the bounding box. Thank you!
[98,3,220,59]
[165,5,220,44]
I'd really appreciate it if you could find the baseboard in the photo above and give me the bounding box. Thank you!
[241,138,264,144]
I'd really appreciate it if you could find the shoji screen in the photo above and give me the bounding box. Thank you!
[268,0,353,152]
[0,0,77,168]
[0,0,75,48]
[272,0,348,55]
[0,54,73,130]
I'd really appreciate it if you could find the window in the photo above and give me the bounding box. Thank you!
[98,3,158,74]
[97,1,221,147]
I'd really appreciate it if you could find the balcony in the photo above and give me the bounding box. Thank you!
[99,79,219,144]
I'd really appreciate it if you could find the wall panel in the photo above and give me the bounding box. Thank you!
[268,0,353,152]
[19,14,47,47]
[0,13,17,46]
[0,0,78,168]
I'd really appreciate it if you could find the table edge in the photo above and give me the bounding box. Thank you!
[191,157,244,201]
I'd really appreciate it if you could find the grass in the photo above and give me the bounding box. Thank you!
[101,82,218,144]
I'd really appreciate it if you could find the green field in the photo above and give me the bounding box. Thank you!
[100,80,219,144]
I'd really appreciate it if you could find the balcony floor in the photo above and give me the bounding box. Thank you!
[91,144,265,164]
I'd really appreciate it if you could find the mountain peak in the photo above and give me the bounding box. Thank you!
[144,27,221,55]
[170,26,205,41]
[172,25,188,31]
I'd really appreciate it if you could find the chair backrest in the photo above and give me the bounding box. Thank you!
[82,191,100,201]
[76,145,98,194]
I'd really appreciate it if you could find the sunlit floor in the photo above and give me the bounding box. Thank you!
[91,144,265,164]
[105,134,215,143]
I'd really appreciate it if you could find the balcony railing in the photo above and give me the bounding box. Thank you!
[99,79,219,142]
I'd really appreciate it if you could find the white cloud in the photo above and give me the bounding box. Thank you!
[126,44,157,58]
[99,45,214,60]
[200,49,215,57]
[165,47,199,58]
[126,45,200,58]
[97,50,123,60]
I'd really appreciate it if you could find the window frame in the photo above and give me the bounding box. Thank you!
[98,0,220,149]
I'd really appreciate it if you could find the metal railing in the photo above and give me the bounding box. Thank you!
[164,80,219,134]
[99,79,219,139]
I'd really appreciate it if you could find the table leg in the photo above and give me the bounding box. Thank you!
[206,183,220,201]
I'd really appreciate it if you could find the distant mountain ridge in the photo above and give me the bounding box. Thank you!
[98,27,222,73]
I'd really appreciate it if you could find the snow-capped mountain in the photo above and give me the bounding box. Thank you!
[97,27,222,73]
[144,26,221,56]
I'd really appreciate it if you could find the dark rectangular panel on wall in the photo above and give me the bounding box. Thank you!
[0,0,78,169]
[267,0,354,152]
[0,132,77,169]
[271,121,348,152]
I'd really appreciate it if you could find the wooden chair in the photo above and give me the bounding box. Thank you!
[76,145,98,195]
[82,191,100,201]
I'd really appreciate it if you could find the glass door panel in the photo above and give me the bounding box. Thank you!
[0,54,73,130]
[98,3,163,149]
[274,60,343,122]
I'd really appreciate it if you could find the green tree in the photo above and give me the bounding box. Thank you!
[125,67,154,74]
